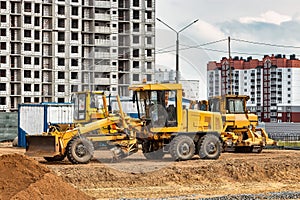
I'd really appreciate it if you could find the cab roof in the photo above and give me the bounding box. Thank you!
[129,83,182,91]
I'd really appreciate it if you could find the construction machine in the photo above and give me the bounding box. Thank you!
[43,91,109,133]
[26,83,225,164]
[129,83,224,161]
[208,94,276,153]
[26,92,139,164]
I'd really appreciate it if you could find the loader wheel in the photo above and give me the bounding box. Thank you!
[198,134,221,160]
[66,136,94,164]
[142,141,164,160]
[170,135,195,161]
[44,154,66,162]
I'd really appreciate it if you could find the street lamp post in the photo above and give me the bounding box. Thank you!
[157,18,199,83]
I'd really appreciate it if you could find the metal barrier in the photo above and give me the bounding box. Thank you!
[269,133,300,150]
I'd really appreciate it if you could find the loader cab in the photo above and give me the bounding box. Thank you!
[130,83,183,131]
[71,91,108,124]
[209,95,248,114]
[209,95,255,129]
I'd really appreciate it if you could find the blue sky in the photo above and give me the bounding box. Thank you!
[155,0,300,97]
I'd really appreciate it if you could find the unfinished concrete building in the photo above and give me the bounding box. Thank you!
[0,0,155,111]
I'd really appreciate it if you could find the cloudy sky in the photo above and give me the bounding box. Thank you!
[155,0,300,97]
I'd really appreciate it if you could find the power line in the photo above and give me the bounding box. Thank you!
[155,37,300,57]
[231,38,300,49]
[156,38,227,54]
[156,44,176,53]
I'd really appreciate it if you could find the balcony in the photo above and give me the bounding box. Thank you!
[94,77,110,85]
[95,39,111,46]
[94,65,116,72]
[94,52,110,58]
[95,13,110,21]
[94,26,110,33]
[95,0,110,7]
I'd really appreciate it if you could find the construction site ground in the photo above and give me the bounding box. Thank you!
[1,142,300,199]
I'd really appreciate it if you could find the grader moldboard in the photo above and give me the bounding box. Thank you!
[26,83,225,164]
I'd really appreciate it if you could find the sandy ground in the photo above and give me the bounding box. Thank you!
[1,142,300,199]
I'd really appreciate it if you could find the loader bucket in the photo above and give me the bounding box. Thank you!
[25,135,60,157]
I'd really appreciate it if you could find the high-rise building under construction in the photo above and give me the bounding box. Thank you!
[0,0,155,111]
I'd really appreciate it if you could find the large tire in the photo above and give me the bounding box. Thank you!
[44,154,66,162]
[198,134,221,160]
[169,135,195,161]
[66,136,94,164]
[142,141,164,160]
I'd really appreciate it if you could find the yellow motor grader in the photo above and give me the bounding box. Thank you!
[26,92,140,164]
[129,83,224,161]
[208,95,276,153]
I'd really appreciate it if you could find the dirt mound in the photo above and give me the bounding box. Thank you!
[60,156,300,188]
[0,154,92,200]
[51,151,300,199]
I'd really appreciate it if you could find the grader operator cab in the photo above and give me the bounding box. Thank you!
[209,95,276,153]
[71,91,109,124]
[129,83,223,161]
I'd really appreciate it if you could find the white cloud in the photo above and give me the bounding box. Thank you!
[239,10,292,25]
[194,19,226,41]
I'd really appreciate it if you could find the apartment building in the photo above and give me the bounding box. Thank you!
[207,54,300,123]
[0,0,155,112]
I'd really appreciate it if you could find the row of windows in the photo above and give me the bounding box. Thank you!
[132,74,152,82]
[1,0,152,13]
[133,61,152,69]
[1,55,154,67]
[133,0,153,7]
[0,83,65,93]
[0,12,154,24]
[0,69,79,80]
[1,27,153,40]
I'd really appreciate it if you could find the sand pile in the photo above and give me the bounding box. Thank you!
[0,153,92,200]
[52,153,300,198]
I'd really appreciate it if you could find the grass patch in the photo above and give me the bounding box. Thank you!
[277,141,300,147]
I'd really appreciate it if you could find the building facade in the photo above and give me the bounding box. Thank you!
[207,54,300,123]
[155,68,200,100]
[0,0,155,111]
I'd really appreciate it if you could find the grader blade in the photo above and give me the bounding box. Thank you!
[25,135,60,157]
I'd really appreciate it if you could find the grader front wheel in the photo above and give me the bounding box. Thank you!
[66,136,94,164]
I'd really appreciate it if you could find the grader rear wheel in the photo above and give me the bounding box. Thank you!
[170,135,195,161]
[66,136,94,164]
[198,134,221,160]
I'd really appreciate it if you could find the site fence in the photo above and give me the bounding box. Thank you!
[269,133,300,150]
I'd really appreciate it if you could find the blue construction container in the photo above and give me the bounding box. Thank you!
[18,103,73,147]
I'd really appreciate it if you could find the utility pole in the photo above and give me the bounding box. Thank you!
[157,18,199,83]
[228,36,232,95]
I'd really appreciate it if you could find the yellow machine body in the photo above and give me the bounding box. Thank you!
[208,95,276,152]
[129,83,223,137]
